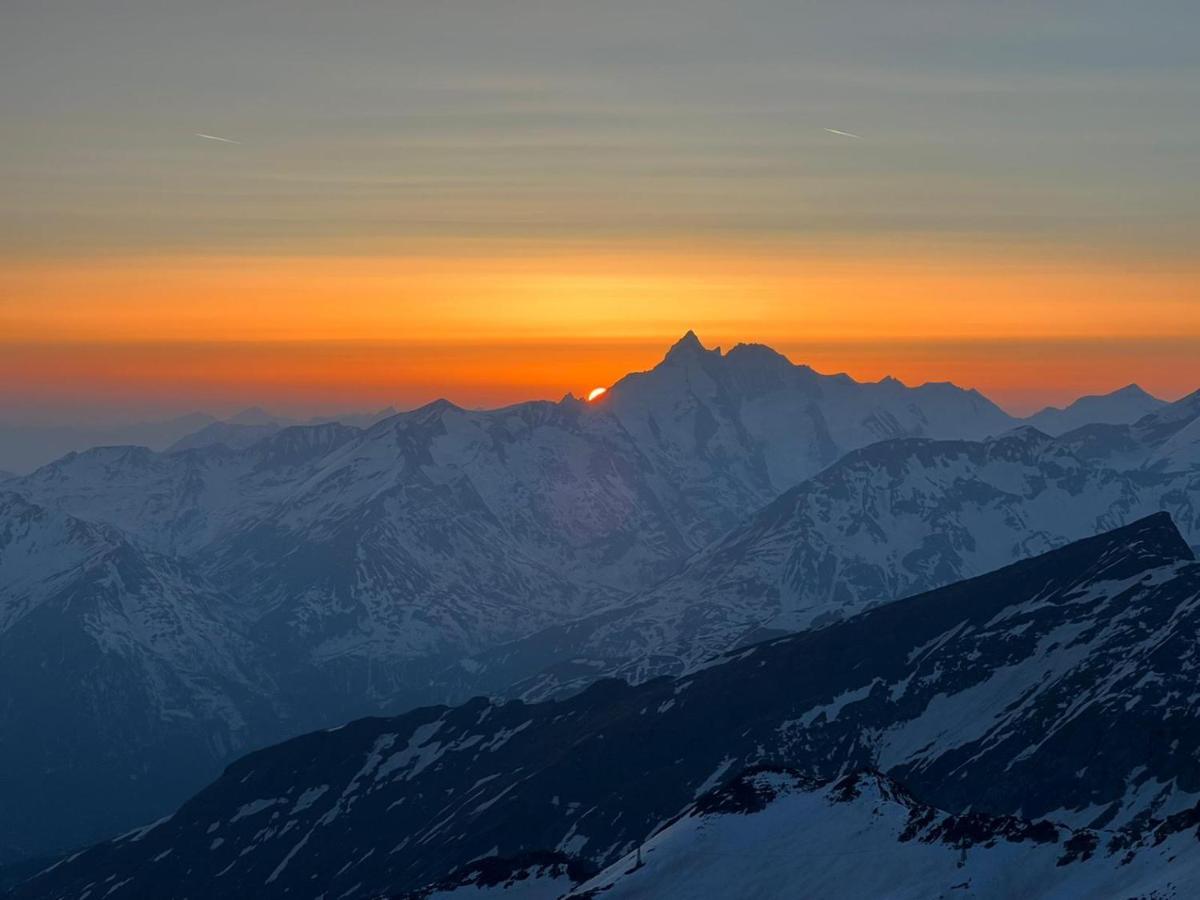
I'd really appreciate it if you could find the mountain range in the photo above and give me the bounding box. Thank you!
[1,334,1028,861]
[14,514,1200,899]
[2,345,1169,478]
[451,395,1200,701]
[1,334,1197,876]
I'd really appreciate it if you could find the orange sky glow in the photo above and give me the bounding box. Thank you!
[3,248,1198,420]
[5,1,1199,425]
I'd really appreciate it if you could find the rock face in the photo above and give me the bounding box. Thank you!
[15,515,1200,899]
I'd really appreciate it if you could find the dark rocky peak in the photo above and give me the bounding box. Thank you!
[662,329,720,365]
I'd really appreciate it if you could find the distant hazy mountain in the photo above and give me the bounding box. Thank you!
[0,413,216,475]
[0,407,403,474]
[166,406,401,453]
[17,516,1199,899]
[227,405,287,426]
[166,420,282,452]
[1023,383,1165,435]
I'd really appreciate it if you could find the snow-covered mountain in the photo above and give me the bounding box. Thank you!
[11,334,1025,676]
[601,331,1016,523]
[0,492,278,864]
[1023,383,1165,436]
[13,515,1198,899]
[447,405,1200,700]
[3,335,1194,865]
[1057,387,1200,470]
[0,335,1028,864]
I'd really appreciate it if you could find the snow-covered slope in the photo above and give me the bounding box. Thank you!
[0,492,276,864]
[1023,383,1165,436]
[404,853,588,900]
[15,516,1199,899]
[1060,388,1200,472]
[448,424,1200,700]
[567,768,1200,899]
[1150,415,1200,473]
[166,420,282,452]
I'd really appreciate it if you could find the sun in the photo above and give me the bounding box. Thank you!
[587,386,608,402]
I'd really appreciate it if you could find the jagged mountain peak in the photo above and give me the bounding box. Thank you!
[661,329,719,363]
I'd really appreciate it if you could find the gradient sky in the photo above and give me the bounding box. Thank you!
[2,0,1198,421]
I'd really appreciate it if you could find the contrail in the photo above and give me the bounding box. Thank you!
[823,128,862,139]
[195,132,240,144]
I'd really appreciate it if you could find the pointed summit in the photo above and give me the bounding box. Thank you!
[1113,383,1154,399]
[663,330,716,364]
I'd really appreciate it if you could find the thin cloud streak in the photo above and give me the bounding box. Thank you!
[195,133,241,144]
[823,128,862,139]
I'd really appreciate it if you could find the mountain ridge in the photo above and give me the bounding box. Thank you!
[1024,383,1165,436]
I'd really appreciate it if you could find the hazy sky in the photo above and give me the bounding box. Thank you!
[2,0,1198,420]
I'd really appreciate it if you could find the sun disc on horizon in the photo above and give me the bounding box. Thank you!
[587,386,608,402]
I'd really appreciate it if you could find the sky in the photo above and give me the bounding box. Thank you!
[2,0,1198,421]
